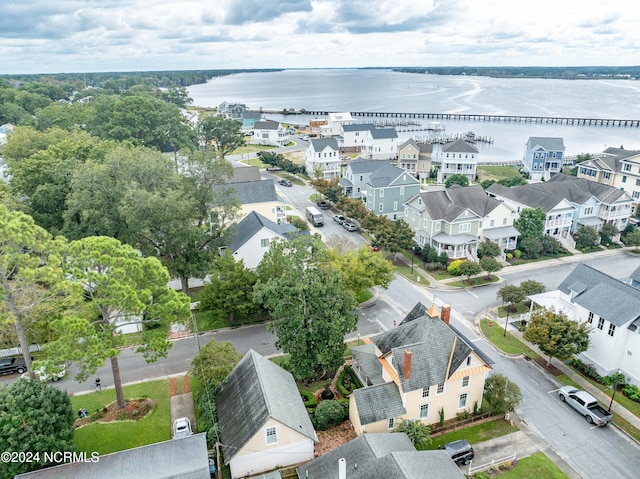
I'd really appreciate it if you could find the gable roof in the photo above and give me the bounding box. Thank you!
[228,210,298,252]
[370,128,398,139]
[557,263,640,327]
[296,434,464,479]
[442,139,479,153]
[526,137,565,151]
[242,111,262,120]
[415,185,502,221]
[216,350,317,464]
[399,138,419,150]
[367,164,407,188]
[310,137,339,151]
[15,434,210,479]
[370,313,473,392]
[220,179,278,204]
[352,381,406,425]
[348,158,386,174]
[227,165,262,183]
[342,123,376,132]
[254,120,280,130]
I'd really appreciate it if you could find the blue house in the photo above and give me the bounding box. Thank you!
[364,164,421,220]
[523,137,565,181]
[241,111,262,131]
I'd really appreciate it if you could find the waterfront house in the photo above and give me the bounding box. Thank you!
[403,185,519,259]
[296,433,465,479]
[527,263,640,387]
[340,157,385,199]
[350,303,492,435]
[363,164,421,220]
[218,102,247,120]
[305,137,341,179]
[216,350,318,479]
[397,138,433,180]
[432,139,479,183]
[522,137,565,181]
[251,120,290,147]
[320,112,354,137]
[339,124,398,160]
[241,110,262,131]
[577,147,640,213]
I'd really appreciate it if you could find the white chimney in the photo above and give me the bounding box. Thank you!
[339,458,346,479]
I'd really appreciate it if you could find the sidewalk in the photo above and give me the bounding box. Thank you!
[480,307,640,437]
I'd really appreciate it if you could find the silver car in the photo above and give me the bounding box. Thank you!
[343,222,357,231]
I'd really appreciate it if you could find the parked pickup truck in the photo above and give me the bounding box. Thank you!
[558,386,613,426]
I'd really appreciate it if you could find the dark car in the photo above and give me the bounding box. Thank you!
[316,200,330,210]
[278,178,292,187]
[0,356,27,376]
[439,439,475,465]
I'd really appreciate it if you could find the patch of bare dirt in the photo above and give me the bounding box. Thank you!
[74,398,154,428]
[314,420,356,457]
[533,357,563,376]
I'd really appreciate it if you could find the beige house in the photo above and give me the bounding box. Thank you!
[216,350,318,479]
[349,303,492,435]
[397,138,433,180]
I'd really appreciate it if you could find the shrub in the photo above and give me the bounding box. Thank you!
[506,252,513,260]
[514,249,522,258]
[315,400,345,430]
[447,259,466,275]
[456,410,471,420]
[300,390,317,408]
[425,262,445,271]
[622,384,640,403]
[439,407,445,426]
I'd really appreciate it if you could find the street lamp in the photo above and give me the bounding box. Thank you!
[411,247,415,274]
[608,371,623,413]
[503,304,511,337]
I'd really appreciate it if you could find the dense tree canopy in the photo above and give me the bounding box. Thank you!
[328,245,395,294]
[444,174,469,188]
[514,207,546,240]
[483,373,523,415]
[197,115,244,158]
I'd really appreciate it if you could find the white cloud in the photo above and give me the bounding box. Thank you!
[1,0,639,73]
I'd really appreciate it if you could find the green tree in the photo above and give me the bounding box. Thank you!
[497,284,525,314]
[253,237,358,380]
[480,179,496,190]
[483,373,523,415]
[575,226,599,249]
[373,218,414,260]
[336,197,369,221]
[498,175,527,187]
[519,279,545,296]
[162,86,193,109]
[329,245,395,294]
[479,256,502,278]
[314,400,346,430]
[477,239,501,258]
[199,251,260,324]
[444,174,469,188]
[598,223,619,246]
[197,115,244,159]
[394,419,431,449]
[514,207,546,240]
[0,206,77,377]
[523,309,590,367]
[623,230,640,250]
[458,260,482,283]
[47,236,191,409]
[1,126,70,163]
[0,379,75,477]
[519,237,543,259]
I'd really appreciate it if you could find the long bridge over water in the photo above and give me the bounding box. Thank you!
[284,110,640,127]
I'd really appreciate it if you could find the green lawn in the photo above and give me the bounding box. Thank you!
[499,452,569,479]
[447,275,500,288]
[395,264,431,286]
[477,165,521,182]
[497,302,530,317]
[71,379,171,455]
[355,289,374,303]
[479,319,539,358]
[422,418,518,450]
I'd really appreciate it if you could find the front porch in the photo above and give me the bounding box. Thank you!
[431,232,479,259]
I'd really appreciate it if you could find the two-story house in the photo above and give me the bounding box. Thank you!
[397,138,433,180]
[305,138,341,180]
[341,123,376,155]
[339,124,398,160]
[251,120,290,147]
[522,137,565,181]
[241,111,262,131]
[350,303,492,435]
[218,102,247,120]
[363,164,421,220]
[340,158,385,199]
[320,112,354,137]
[527,264,640,387]
[432,140,479,183]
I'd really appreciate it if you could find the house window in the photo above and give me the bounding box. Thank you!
[624,163,632,171]
[379,203,384,213]
[462,376,470,388]
[400,187,405,196]
[587,312,594,324]
[412,211,415,221]
[393,201,398,211]
[265,427,277,445]
[502,218,507,225]
[608,324,616,337]
[388,417,396,430]
[380,190,384,197]
[490,219,495,227]
[466,356,472,366]
[597,318,604,330]
[435,223,441,232]
[419,403,430,419]
[424,218,428,228]
[458,393,468,409]
[633,191,640,199]
[260,238,270,248]
[422,387,430,399]
[436,383,445,395]
[623,176,627,183]
[460,223,471,233]
[604,172,611,179]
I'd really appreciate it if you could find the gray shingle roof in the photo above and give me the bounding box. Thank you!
[296,434,464,479]
[526,136,565,151]
[370,128,398,139]
[557,263,640,327]
[219,179,277,204]
[351,343,384,385]
[228,210,298,252]
[367,164,406,188]
[417,185,502,221]
[310,137,339,151]
[348,158,386,174]
[14,434,210,479]
[216,350,317,463]
[342,123,376,132]
[227,165,261,183]
[442,139,479,153]
[254,120,279,130]
[352,382,406,425]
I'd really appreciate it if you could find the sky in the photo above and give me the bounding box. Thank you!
[2,0,640,74]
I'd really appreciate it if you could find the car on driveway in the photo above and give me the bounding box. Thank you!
[439,439,475,465]
[343,222,357,232]
[0,356,27,376]
[172,417,193,439]
[278,178,292,187]
[333,214,345,224]
[316,200,330,210]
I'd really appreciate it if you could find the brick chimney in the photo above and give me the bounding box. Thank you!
[403,350,412,379]
[441,304,451,325]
